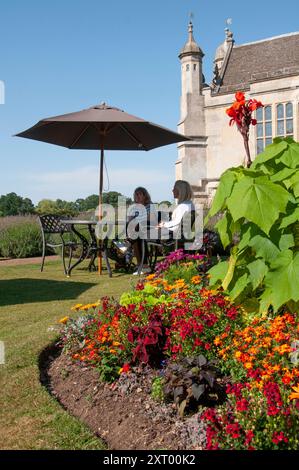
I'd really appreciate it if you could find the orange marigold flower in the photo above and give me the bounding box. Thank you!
[191,275,201,285]
[289,385,299,400]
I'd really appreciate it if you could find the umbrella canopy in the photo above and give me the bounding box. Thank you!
[15,102,191,273]
[16,102,190,150]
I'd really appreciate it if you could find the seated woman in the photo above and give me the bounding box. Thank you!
[158,180,195,242]
[127,186,158,275]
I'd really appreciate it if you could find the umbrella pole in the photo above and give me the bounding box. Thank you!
[98,145,104,274]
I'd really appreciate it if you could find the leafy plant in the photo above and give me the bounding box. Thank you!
[0,221,43,258]
[163,355,226,416]
[206,137,299,313]
[151,376,165,402]
[120,283,170,307]
[127,312,166,367]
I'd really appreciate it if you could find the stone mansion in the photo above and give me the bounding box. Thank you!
[176,22,299,204]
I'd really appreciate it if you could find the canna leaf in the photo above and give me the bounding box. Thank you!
[280,207,299,229]
[248,234,280,263]
[206,169,237,218]
[208,260,229,286]
[228,273,248,300]
[247,259,268,290]
[264,250,299,311]
[227,176,290,234]
[215,213,233,249]
[251,140,288,169]
[278,142,299,168]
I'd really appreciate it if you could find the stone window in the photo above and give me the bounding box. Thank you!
[256,105,272,154]
[193,64,197,71]
[276,102,293,138]
[186,64,190,71]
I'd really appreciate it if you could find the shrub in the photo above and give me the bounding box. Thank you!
[206,138,299,314]
[163,355,226,416]
[0,222,43,258]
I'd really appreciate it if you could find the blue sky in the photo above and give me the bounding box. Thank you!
[1,0,298,203]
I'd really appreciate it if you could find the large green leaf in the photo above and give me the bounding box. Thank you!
[284,172,299,198]
[248,234,280,263]
[270,167,296,183]
[279,207,299,229]
[278,142,299,168]
[265,250,299,310]
[279,233,294,250]
[251,140,288,169]
[215,213,233,249]
[226,176,290,234]
[247,259,268,290]
[207,169,237,218]
[208,261,229,286]
[228,273,248,300]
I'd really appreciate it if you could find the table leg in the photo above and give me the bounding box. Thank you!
[66,225,89,276]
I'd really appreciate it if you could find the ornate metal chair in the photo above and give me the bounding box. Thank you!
[38,214,78,275]
[138,210,197,274]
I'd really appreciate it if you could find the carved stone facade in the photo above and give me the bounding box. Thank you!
[176,24,299,205]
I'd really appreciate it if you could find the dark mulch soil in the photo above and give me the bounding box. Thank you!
[41,346,206,450]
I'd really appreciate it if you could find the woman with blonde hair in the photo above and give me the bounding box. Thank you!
[158,180,194,235]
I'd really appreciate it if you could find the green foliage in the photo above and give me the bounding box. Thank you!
[163,356,225,416]
[205,138,299,313]
[119,283,170,307]
[0,192,35,216]
[0,222,43,258]
[151,376,165,402]
[163,262,201,285]
[36,198,79,216]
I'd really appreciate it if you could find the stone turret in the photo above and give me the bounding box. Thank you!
[176,21,207,192]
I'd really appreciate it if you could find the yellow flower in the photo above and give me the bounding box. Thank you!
[289,385,299,400]
[71,304,83,311]
[244,362,253,369]
[146,274,155,281]
[59,316,69,324]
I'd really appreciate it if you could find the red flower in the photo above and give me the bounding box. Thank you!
[226,91,264,167]
[235,91,245,102]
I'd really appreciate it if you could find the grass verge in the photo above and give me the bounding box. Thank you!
[0,259,134,449]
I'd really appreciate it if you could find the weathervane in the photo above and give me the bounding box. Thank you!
[189,11,194,22]
[225,18,232,28]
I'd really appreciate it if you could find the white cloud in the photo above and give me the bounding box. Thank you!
[24,165,174,203]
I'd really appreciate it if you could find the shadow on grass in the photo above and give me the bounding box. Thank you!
[0,278,97,306]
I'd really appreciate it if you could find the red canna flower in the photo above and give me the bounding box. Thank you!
[226,91,264,167]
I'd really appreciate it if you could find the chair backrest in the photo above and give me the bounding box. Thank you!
[175,209,196,241]
[38,214,70,234]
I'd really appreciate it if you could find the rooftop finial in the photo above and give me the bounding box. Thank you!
[225,18,233,41]
[188,12,194,40]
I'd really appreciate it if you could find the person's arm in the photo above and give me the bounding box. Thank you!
[163,204,187,231]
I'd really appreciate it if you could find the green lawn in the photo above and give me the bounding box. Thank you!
[0,259,133,449]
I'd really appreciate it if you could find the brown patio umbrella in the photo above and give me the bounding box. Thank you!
[16,102,190,272]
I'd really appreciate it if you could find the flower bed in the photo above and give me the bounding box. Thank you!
[58,249,299,450]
